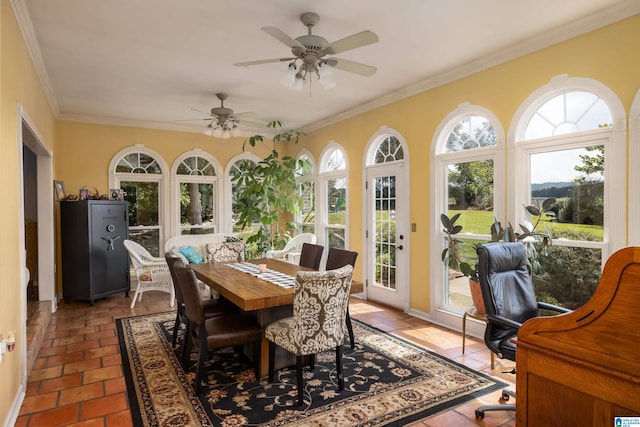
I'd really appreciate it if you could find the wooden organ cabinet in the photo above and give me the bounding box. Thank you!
[516,246,640,426]
[61,200,130,304]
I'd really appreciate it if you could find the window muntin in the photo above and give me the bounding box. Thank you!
[445,159,494,309]
[519,89,613,310]
[230,159,258,235]
[116,153,162,174]
[294,154,316,234]
[320,146,348,249]
[524,91,612,140]
[374,136,404,163]
[323,148,346,172]
[114,150,163,256]
[445,116,497,152]
[374,175,397,290]
[176,155,217,235]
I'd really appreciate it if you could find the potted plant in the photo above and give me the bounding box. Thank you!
[441,197,556,314]
[231,121,309,258]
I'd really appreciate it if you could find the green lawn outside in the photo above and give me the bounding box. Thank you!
[448,209,603,241]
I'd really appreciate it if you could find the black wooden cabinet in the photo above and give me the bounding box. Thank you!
[61,200,130,304]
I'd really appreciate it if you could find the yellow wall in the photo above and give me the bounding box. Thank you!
[1,6,639,424]
[0,0,57,422]
[292,14,640,313]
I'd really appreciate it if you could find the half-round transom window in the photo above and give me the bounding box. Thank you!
[524,91,612,140]
[116,153,162,174]
[324,148,346,172]
[177,156,215,176]
[374,136,404,163]
[445,116,496,152]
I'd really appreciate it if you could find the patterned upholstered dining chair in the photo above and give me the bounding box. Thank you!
[265,265,354,406]
[205,241,245,263]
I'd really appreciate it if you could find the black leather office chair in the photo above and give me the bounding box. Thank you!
[475,242,571,419]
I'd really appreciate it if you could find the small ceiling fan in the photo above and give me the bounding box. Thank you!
[234,12,379,90]
[184,93,264,138]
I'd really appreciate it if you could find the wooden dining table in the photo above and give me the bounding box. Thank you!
[190,258,363,377]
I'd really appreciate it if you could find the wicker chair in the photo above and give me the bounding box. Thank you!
[266,233,317,264]
[124,240,174,308]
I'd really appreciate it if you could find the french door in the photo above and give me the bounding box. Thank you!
[365,163,409,310]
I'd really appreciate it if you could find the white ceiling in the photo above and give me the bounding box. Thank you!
[15,0,640,136]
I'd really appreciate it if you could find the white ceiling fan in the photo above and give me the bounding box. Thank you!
[183,93,264,138]
[234,12,379,90]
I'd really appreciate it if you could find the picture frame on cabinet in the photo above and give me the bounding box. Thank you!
[54,180,66,201]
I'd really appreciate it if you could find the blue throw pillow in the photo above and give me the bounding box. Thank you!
[179,246,204,264]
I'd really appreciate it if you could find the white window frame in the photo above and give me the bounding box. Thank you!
[508,74,627,262]
[318,142,349,249]
[294,149,317,235]
[430,103,505,331]
[627,88,640,245]
[224,152,261,233]
[170,148,223,236]
[108,144,169,254]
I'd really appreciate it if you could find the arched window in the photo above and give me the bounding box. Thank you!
[510,75,626,310]
[430,104,505,329]
[225,154,260,235]
[373,135,404,162]
[294,151,316,234]
[171,149,221,235]
[109,145,169,256]
[319,144,348,249]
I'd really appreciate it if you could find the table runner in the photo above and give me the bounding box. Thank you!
[226,262,296,288]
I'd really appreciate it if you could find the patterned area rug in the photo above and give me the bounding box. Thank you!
[117,312,505,426]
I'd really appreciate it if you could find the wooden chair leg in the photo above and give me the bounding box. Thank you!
[195,328,207,393]
[182,322,192,368]
[346,307,355,349]
[296,355,304,406]
[252,340,261,381]
[268,341,276,383]
[171,312,181,348]
[309,354,315,371]
[336,345,344,390]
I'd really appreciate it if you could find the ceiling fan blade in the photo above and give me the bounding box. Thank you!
[230,111,258,119]
[326,57,377,76]
[262,26,305,50]
[239,119,266,128]
[234,57,295,67]
[320,30,379,56]
[190,107,212,116]
[173,118,212,122]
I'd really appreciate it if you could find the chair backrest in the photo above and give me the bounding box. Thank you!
[325,247,358,270]
[173,264,204,324]
[123,239,154,268]
[165,254,186,305]
[283,233,317,253]
[293,265,354,350]
[205,241,245,262]
[298,243,324,270]
[477,242,539,360]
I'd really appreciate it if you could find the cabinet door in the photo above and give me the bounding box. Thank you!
[89,203,129,295]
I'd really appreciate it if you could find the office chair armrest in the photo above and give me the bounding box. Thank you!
[487,314,523,330]
[537,302,572,314]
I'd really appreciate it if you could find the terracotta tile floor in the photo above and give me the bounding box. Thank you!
[17,293,516,426]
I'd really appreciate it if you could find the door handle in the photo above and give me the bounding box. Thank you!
[397,245,403,250]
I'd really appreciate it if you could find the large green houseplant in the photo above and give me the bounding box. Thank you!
[231,121,308,258]
[441,197,556,313]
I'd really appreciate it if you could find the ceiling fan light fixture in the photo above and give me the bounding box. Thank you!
[293,72,304,91]
[280,62,297,87]
[317,61,335,90]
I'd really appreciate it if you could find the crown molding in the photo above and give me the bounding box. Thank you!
[13,0,640,135]
[11,0,60,116]
[302,1,640,133]
[56,112,257,138]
